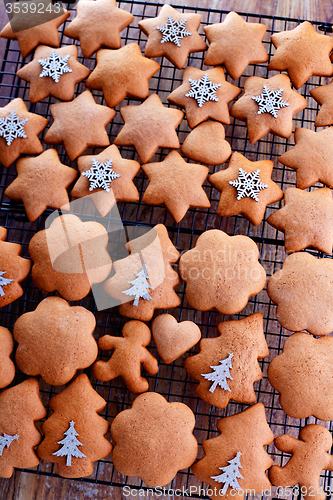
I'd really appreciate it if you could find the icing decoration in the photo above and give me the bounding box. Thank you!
[156,16,192,47]
[229,168,268,202]
[0,271,13,297]
[202,353,234,393]
[122,264,154,307]
[82,158,120,192]
[0,433,18,456]
[0,111,28,146]
[211,451,243,494]
[52,420,86,466]
[252,85,289,118]
[38,50,72,83]
[185,73,222,108]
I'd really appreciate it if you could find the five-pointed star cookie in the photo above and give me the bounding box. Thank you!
[204,11,269,80]
[16,45,90,103]
[0,98,48,168]
[310,81,333,127]
[0,10,70,58]
[64,0,134,59]
[71,145,140,217]
[114,93,183,163]
[142,150,210,222]
[138,4,207,69]
[279,127,333,189]
[85,44,160,108]
[268,21,333,89]
[5,149,77,222]
[267,187,333,254]
[230,74,307,143]
[44,90,115,160]
[167,66,241,129]
[209,152,283,225]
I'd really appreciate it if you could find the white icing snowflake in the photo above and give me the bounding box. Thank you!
[185,73,222,108]
[38,50,72,83]
[229,168,268,202]
[0,111,28,146]
[252,85,289,118]
[82,159,120,192]
[0,271,13,297]
[156,16,192,47]
[0,433,18,456]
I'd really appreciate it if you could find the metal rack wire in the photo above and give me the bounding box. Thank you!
[0,1,333,498]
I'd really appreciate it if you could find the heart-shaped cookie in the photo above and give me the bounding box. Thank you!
[152,314,201,364]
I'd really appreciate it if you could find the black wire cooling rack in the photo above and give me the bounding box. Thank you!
[1,2,333,499]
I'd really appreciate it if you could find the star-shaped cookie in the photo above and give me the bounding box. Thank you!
[230,74,307,143]
[0,98,48,168]
[64,0,134,59]
[204,11,269,80]
[167,66,241,129]
[43,90,115,160]
[16,45,90,103]
[85,44,160,108]
[142,150,210,222]
[267,187,333,254]
[114,93,183,163]
[71,145,140,217]
[268,21,333,89]
[310,81,333,127]
[279,127,333,189]
[209,152,283,225]
[5,149,78,222]
[138,4,207,69]
[0,10,70,58]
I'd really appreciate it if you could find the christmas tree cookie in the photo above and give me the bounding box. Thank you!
[0,327,15,389]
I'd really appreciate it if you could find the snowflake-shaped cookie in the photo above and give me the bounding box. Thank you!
[0,111,28,146]
[0,271,13,297]
[252,85,289,118]
[229,168,268,202]
[156,16,192,47]
[82,158,121,192]
[185,73,222,108]
[38,50,72,83]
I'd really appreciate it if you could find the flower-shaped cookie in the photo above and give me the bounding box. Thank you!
[0,327,15,389]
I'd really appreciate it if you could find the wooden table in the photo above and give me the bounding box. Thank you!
[0,0,332,499]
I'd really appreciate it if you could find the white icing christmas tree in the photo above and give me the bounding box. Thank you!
[82,158,120,192]
[0,271,13,297]
[201,353,234,393]
[0,111,28,146]
[252,85,289,118]
[156,16,192,47]
[229,168,268,202]
[52,420,86,466]
[211,451,243,494]
[122,264,153,307]
[0,433,19,456]
[185,73,222,108]
[38,50,72,83]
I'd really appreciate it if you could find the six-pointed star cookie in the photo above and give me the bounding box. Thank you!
[267,187,333,254]
[71,145,140,217]
[204,11,269,80]
[0,98,48,168]
[268,21,333,89]
[0,10,70,58]
[167,66,241,128]
[142,150,210,222]
[279,127,333,189]
[209,152,283,225]
[44,90,115,160]
[114,93,183,163]
[64,0,134,58]
[16,45,90,103]
[5,149,77,222]
[85,44,160,108]
[138,4,207,69]
[230,74,307,143]
[310,81,333,127]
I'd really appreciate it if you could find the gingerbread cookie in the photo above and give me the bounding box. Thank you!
[152,314,201,364]
[85,44,160,108]
[181,122,231,165]
[167,66,240,129]
[192,403,274,500]
[184,313,268,409]
[29,214,112,301]
[5,149,77,222]
[230,74,307,143]
[178,230,266,314]
[37,374,112,478]
[267,252,333,336]
[0,378,46,478]
[310,81,333,127]
[267,187,333,254]
[14,297,98,386]
[138,4,207,70]
[0,327,15,389]
[209,151,283,225]
[204,12,269,80]
[268,22,333,89]
[0,98,48,168]
[142,150,210,223]
[114,93,183,163]
[111,392,197,486]
[44,90,115,161]
[64,0,134,58]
